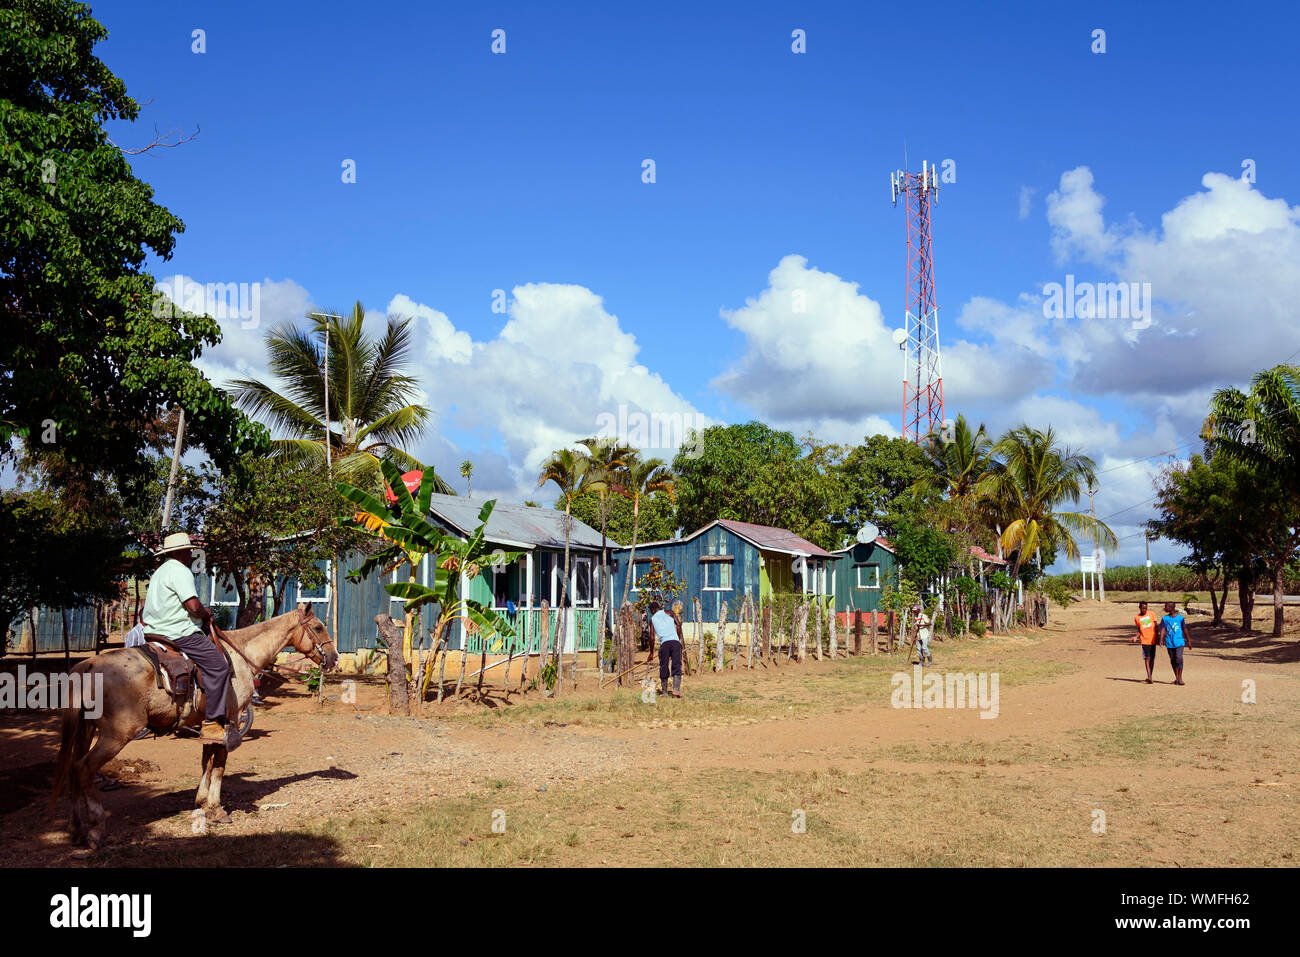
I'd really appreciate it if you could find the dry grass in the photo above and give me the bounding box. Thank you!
[447,637,1076,731]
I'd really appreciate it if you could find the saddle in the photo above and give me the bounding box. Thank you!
[138,635,201,697]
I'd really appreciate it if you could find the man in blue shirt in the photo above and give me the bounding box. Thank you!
[1158,601,1190,686]
[648,601,684,698]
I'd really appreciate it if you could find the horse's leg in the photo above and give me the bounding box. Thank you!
[204,746,231,824]
[67,719,95,843]
[75,725,131,850]
[196,744,215,809]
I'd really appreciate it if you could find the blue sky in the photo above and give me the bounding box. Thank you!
[91,0,1300,568]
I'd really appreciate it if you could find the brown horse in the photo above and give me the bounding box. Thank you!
[52,605,338,848]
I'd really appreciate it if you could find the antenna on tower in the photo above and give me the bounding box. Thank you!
[890,159,945,444]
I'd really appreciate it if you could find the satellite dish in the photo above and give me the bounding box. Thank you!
[891,328,907,346]
[856,522,880,545]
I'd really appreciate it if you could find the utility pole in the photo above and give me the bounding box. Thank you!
[1087,482,1104,602]
[1145,532,1153,594]
[160,408,186,531]
[311,312,344,704]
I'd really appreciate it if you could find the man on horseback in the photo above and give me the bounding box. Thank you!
[141,532,230,743]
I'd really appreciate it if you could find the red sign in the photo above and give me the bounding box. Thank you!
[384,470,423,504]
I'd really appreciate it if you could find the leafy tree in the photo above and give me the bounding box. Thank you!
[630,558,684,616]
[202,457,357,627]
[892,520,956,594]
[228,302,449,494]
[746,435,848,550]
[1207,364,1300,636]
[1148,453,1266,627]
[0,0,266,483]
[566,484,676,549]
[671,422,801,533]
[836,434,937,538]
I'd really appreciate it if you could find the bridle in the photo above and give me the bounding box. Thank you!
[292,607,338,666]
[211,608,337,676]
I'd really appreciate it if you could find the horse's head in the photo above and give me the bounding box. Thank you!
[291,604,340,671]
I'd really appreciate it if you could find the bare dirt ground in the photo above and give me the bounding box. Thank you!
[2,599,1296,867]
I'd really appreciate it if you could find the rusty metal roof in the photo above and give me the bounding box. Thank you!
[714,519,837,559]
[425,493,614,551]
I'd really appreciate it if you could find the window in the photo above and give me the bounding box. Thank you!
[702,560,732,591]
[573,558,593,606]
[298,560,333,603]
[855,563,880,590]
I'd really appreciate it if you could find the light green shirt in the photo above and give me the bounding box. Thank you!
[142,558,201,640]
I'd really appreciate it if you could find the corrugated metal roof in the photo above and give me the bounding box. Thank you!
[715,519,837,559]
[425,493,614,551]
[970,545,1007,565]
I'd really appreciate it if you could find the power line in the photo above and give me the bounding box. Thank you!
[1100,495,1158,522]
[1094,439,1196,476]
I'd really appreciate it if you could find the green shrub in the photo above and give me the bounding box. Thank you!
[970,621,987,638]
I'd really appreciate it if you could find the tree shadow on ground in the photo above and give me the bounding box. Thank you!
[1089,618,1298,665]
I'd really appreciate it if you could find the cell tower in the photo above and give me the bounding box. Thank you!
[890,160,944,444]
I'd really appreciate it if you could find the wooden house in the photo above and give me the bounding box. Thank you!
[829,536,900,615]
[198,494,614,659]
[612,519,837,621]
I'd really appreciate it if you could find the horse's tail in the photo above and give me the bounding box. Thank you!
[50,696,89,806]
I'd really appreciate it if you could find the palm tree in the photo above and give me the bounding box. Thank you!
[537,448,597,611]
[1207,364,1300,637]
[617,456,676,608]
[227,301,452,494]
[578,437,635,617]
[460,460,473,497]
[915,414,992,500]
[977,425,1117,586]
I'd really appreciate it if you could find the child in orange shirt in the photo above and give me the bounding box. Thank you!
[1130,601,1158,683]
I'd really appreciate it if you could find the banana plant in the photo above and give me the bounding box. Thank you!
[337,458,522,698]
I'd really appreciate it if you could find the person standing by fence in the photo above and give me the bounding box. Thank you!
[648,601,684,698]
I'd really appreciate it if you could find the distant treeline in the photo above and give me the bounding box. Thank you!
[1046,563,1300,593]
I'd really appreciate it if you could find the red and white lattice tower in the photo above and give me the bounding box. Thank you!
[891,161,944,443]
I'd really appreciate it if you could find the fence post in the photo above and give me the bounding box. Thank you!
[748,598,759,665]
[694,597,705,674]
[790,600,800,660]
[813,602,824,661]
[554,605,566,698]
[715,600,728,673]
[828,605,838,659]
[762,603,772,662]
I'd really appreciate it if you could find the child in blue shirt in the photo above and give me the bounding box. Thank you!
[1159,602,1189,685]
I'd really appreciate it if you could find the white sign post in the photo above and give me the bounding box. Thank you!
[1080,554,1098,600]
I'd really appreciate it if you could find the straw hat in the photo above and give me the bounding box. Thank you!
[154,532,196,558]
